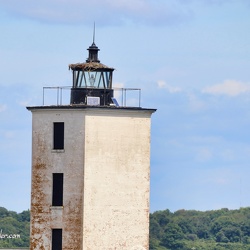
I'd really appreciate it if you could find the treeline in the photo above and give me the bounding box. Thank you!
[2,206,250,249]
[150,207,250,250]
[0,207,30,248]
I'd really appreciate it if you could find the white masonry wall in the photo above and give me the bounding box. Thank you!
[29,107,153,250]
[83,110,152,250]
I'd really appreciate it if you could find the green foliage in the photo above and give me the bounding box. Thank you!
[0,207,30,248]
[2,206,250,249]
[150,207,250,250]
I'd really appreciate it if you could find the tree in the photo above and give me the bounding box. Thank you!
[161,223,185,249]
[0,207,30,248]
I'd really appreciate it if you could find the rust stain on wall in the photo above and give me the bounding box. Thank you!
[30,127,84,249]
[30,132,51,250]
[63,199,83,249]
[30,159,51,248]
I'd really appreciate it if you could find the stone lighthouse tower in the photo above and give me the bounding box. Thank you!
[27,38,156,250]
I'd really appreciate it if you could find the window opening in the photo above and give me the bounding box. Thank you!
[52,173,63,206]
[53,122,64,150]
[52,229,62,250]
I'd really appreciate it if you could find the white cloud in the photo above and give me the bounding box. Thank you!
[17,99,33,107]
[113,82,124,101]
[113,82,124,88]
[202,80,250,97]
[187,92,206,112]
[157,80,182,93]
[105,0,148,12]
[0,0,191,26]
[220,149,236,162]
[4,131,15,139]
[112,82,140,107]
[1,0,249,27]
[195,147,213,162]
[0,104,7,112]
[203,168,238,186]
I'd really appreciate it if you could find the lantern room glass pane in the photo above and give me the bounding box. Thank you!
[87,72,102,88]
[74,70,112,89]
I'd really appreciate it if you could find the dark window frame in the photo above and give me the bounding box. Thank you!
[53,122,64,150]
[52,173,64,206]
[52,228,62,250]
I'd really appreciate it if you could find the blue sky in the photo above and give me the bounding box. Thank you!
[1,0,250,213]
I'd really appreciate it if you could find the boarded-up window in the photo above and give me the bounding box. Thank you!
[52,229,62,250]
[52,173,63,206]
[53,122,64,150]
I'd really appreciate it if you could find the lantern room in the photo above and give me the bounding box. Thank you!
[69,40,115,106]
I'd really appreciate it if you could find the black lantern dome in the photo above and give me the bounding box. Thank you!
[69,38,114,106]
[86,42,100,63]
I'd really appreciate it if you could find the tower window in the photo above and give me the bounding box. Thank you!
[52,173,63,206]
[52,229,62,250]
[53,122,64,150]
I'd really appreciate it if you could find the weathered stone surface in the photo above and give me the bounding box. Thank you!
[29,107,154,250]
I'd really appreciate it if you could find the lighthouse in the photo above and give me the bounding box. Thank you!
[27,38,156,249]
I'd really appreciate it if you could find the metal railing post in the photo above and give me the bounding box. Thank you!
[43,87,45,106]
[139,89,141,107]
